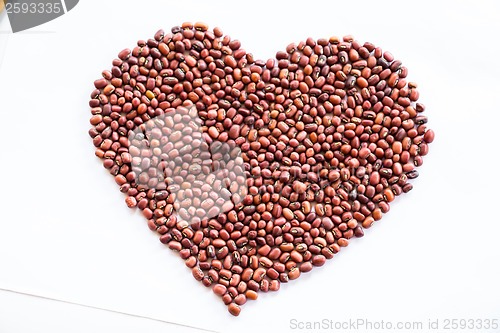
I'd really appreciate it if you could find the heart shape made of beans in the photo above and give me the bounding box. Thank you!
[88,22,434,316]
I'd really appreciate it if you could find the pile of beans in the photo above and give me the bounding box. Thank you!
[88,22,434,316]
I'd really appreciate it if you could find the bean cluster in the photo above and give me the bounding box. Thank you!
[88,22,434,316]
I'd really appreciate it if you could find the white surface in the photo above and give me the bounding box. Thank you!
[1,1,500,332]
[0,289,211,333]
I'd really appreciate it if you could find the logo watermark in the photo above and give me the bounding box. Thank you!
[289,318,499,331]
[1,0,79,33]
[127,105,248,228]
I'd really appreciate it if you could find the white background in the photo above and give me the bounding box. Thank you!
[1,1,499,332]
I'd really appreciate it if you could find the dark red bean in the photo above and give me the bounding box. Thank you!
[89,25,433,317]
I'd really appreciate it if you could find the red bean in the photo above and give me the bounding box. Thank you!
[89,24,433,317]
